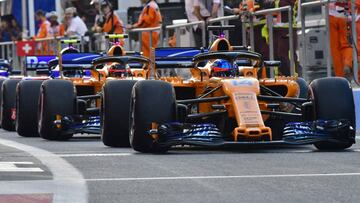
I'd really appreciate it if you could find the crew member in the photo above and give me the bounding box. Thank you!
[329,1,353,79]
[34,10,50,55]
[128,0,162,57]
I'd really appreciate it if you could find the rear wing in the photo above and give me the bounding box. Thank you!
[49,53,104,69]
[154,47,207,69]
[25,55,57,71]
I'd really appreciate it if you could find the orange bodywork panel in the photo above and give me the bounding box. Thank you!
[222,78,272,142]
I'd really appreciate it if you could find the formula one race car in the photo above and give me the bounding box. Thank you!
[9,38,105,137]
[35,35,151,141]
[43,47,203,144]
[102,29,355,153]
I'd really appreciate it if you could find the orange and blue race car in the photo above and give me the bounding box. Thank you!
[101,27,355,153]
[35,35,152,141]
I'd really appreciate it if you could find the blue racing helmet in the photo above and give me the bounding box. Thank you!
[210,59,236,77]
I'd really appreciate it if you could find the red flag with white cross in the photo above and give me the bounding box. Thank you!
[16,40,35,56]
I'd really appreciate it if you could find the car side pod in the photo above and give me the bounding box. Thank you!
[283,119,355,145]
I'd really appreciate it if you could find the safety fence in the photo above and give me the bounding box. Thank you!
[128,26,162,53]
[207,6,295,78]
[0,0,358,82]
[165,21,206,48]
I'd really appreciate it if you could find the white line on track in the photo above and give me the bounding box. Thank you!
[0,162,44,172]
[58,153,132,157]
[0,138,88,203]
[86,172,360,182]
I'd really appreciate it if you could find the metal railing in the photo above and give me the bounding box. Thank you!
[128,26,162,52]
[0,41,18,69]
[208,15,239,42]
[165,21,206,47]
[208,6,295,77]
[253,6,295,77]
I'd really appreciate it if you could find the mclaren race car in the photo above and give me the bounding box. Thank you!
[35,34,153,140]
[102,30,355,153]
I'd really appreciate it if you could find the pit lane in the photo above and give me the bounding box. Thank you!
[0,130,360,203]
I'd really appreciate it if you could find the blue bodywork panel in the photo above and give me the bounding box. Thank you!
[25,55,57,71]
[155,47,207,60]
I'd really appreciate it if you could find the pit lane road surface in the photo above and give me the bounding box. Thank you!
[0,130,360,203]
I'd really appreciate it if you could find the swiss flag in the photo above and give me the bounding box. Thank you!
[17,40,35,56]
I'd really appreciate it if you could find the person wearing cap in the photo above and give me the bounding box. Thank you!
[127,0,162,57]
[65,7,88,37]
[100,0,124,35]
[46,11,65,55]
[48,11,65,37]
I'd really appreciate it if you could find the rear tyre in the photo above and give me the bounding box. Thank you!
[1,79,20,131]
[16,80,43,137]
[129,80,177,153]
[102,80,137,147]
[38,80,75,140]
[309,77,355,150]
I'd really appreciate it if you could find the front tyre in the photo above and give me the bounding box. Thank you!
[38,80,75,140]
[309,77,355,150]
[102,80,137,147]
[1,79,20,131]
[16,80,43,137]
[129,80,177,153]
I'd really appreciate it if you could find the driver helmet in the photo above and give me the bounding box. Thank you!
[210,59,236,77]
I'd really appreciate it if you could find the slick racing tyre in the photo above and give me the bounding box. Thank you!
[1,79,20,131]
[309,77,355,150]
[16,80,43,137]
[102,80,137,147]
[129,80,177,153]
[38,80,75,140]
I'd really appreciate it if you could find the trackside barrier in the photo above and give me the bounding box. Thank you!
[0,36,89,71]
[34,37,62,55]
[209,6,295,77]
[0,41,16,68]
[128,26,162,53]
[165,21,206,47]
[252,6,294,77]
[208,15,239,42]
[90,33,107,53]
[34,36,88,56]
